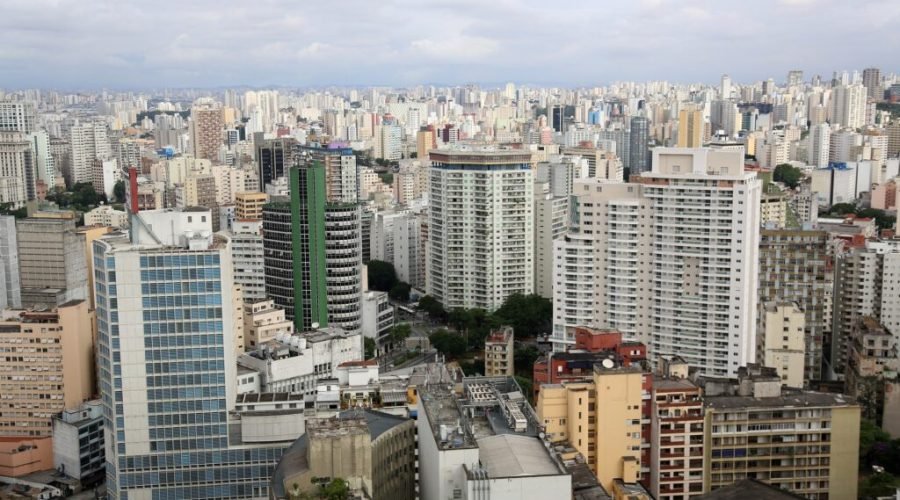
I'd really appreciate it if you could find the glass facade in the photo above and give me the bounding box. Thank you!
[95,241,286,499]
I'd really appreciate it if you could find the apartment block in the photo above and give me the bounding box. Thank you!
[0,300,94,438]
[553,148,761,378]
[242,300,294,349]
[234,191,268,221]
[758,302,806,388]
[17,213,88,308]
[700,365,860,499]
[758,229,832,381]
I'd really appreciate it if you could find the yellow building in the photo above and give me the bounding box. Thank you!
[759,302,806,388]
[760,193,788,227]
[537,362,644,492]
[0,300,95,437]
[701,365,860,499]
[677,107,704,148]
[484,326,514,377]
[416,129,434,161]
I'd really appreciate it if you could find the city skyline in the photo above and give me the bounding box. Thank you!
[3,0,900,89]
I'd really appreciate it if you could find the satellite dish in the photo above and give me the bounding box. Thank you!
[311,322,320,329]
[601,359,615,369]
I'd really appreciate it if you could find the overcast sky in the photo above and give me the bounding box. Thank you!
[2,0,898,89]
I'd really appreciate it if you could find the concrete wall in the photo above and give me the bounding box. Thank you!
[240,413,305,443]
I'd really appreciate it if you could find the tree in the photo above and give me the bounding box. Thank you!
[390,323,412,345]
[493,293,552,338]
[859,472,900,499]
[364,338,376,359]
[0,203,27,219]
[514,376,534,404]
[829,202,857,216]
[417,295,446,320]
[378,172,394,185]
[514,345,540,378]
[389,281,411,302]
[773,163,803,189]
[367,260,398,292]
[113,180,126,203]
[320,478,350,500]
[430,329,467,359]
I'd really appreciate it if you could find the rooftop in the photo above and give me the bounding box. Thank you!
[698,478,806,499]
[704,389,856,410]
[475,434,563,477]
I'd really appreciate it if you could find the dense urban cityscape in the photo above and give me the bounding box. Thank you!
[2,37,900,500]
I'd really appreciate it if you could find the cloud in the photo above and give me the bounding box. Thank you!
[0,0,895,88]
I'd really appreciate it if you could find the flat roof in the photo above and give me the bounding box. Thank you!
[704,390,856,410]
[477,434,563,477]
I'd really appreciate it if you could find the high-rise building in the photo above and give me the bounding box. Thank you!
[0,216,21,309]
[294,144,358,203]
[0,300,94,438]
[700,365,860,499]
[0,131,34,207]
[416,127,435,161]
[427,147,534,310]
[0,100,36,134]
[17,213,88,307]
[229,220,265,302]
[29,129,54,187]
[533,181,568,299]
[94,209,291,499]
[807,123,832,168]
[70,122,110,185]
[758,229,833,381]
[190,100,224,161]
[831,240,900,376]
[255,137,296,189]
[787,70,804,87]
[553,148,761,377]
[629,116,650,173]
[677,107,704,148]
[323,202,363,334]
[720,74,732,99]
[862,67,883,101]
[262,168,328,331]
[830,84,867,129]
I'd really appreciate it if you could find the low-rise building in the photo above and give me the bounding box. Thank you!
[243,300,294,349]
[361,290,394,349]
[760,192,787,227]
[237,326,363,396]
[418,376,571,500]
[484,326,514,377]
[52,400,104,486]
[845,316,898,425]
[270,410,416,500]
[84,205,128,228]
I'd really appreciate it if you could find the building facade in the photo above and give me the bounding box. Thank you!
[427,147,534,311]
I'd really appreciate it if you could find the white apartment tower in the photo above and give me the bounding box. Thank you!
[228,219,266,301]
[70,122,111,184]
[807,123,832,168]
[830,84,867,130]
[428,147,534,310]
[552,148,761,377]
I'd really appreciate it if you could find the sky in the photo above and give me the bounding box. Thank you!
[2,0,899,89]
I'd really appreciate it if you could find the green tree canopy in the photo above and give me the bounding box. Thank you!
[493,293,552,338]
[113,180,127,203]
[390,323,412,345]
[773,163,803,189]
[417,295,446,320]
[367,260,398,292]
[389,281,411,302]
[364,338,376,359]
[430,329,467,359]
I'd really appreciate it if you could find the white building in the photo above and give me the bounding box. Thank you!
[228,219,265,301]
[392,211,424,288]
[236,327,363,395]
[417,377,570,500]
[0,131,33,206]
[91,157,119,199]
[29,130,55,186]
[807,123,831,168]
[52,400,104,482]
[0,216,21,309]
[70,122,110,184]
[428,147,534,310]
[84,205,128,228]
[552,148,761,378]
[830,84,867,130]
[361,290,394,347]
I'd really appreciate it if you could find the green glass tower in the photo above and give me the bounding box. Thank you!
[262,163,328,330]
